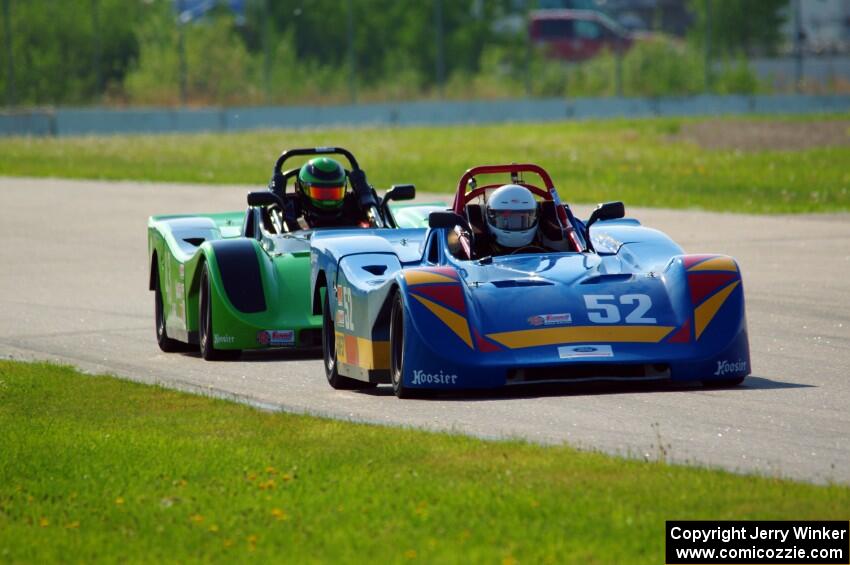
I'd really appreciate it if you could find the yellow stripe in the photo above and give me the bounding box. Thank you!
[334,331,390,370]
[357,337,390,370]
[694,281,740,340]
[334,331,347,364]
[410,294,473,349]
[404,270,457,286]
[688,256,738,272]
[486,325,674,349]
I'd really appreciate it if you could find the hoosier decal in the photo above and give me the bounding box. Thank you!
[411,369,458,385]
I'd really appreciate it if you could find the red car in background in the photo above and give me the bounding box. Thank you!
[529,9,636,61]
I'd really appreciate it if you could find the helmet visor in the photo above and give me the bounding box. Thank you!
[487,208,538,231]
[306,184,345,205]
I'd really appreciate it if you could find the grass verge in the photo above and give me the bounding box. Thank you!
[0,360,848,562]
[1,116,848,213]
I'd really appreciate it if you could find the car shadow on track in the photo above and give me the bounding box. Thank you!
[238,348,323,362]
[355,374,812,401]
[175,349,323,362]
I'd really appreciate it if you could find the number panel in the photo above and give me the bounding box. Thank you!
[584,293,656,324]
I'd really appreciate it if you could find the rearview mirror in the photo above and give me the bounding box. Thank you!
[428,211,469,231]
[384,184,416,202]
[586,201,625,229]
[247,191,285,208]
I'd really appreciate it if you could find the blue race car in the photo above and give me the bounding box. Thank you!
[310,163,750,398]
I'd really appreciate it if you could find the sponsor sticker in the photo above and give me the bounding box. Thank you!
[528,313,572,327]
[558,344,614,359]
[336,286,354,331]
[714,359,747,376]
[256,330,295,347]
[411,369,458,386]
[214,334,235,345]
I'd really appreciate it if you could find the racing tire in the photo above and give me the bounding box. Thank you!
[702,376,746,388]
[154,266,186,353]
[321,290,373,390]
[199,264,241,361]
[389,291,415,399]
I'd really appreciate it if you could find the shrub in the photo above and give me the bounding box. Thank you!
[125,12,256,106]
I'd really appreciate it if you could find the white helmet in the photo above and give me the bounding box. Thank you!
[485,184,538,249]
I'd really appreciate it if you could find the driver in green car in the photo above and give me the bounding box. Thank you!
[293,157,371,228]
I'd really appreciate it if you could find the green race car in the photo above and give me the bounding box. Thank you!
[148,147,440,360]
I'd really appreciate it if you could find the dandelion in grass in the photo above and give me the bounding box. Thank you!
[258,479,275,490]
[190,514,204,524]
[114,497,124,505]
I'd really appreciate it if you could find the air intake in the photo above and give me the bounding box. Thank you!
[506,363,670,384]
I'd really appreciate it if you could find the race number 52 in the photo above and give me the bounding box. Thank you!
[583,294,656,324]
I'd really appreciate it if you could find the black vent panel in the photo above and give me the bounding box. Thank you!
[506,363,670,384]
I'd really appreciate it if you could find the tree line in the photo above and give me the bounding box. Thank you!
[0,0,790,107]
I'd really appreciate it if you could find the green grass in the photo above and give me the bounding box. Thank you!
[1,116,848,213]
[1,361,847,563]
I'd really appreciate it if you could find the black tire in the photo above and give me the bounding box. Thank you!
[321,289,372,389]
[389,292,413,399]
[154,266,185,353]
[702,376,746,388]
[199,264,241,361]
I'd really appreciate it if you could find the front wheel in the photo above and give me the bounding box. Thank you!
[154,266,186,353]
[199,264,240,361]
[321,289,373,389]
[389,292,414,399]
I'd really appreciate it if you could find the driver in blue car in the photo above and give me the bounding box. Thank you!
[483,184,573,256]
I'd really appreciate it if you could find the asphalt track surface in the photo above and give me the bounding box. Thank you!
[1,177,848,484]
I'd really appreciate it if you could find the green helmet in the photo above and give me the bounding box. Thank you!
[297,157,347,211]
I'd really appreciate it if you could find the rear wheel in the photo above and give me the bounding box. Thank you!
[702,376,746,388]
[321,289,373,389]
[389,292,413,399]
[199,264,241,361]
[154,266,185,353]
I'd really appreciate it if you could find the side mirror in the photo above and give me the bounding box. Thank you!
[586,201,625,230]
[380,184,416,227]
[584,201,625,253]
[247,191,285,208]
[385,184,416,202]
[428,211,469,231]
